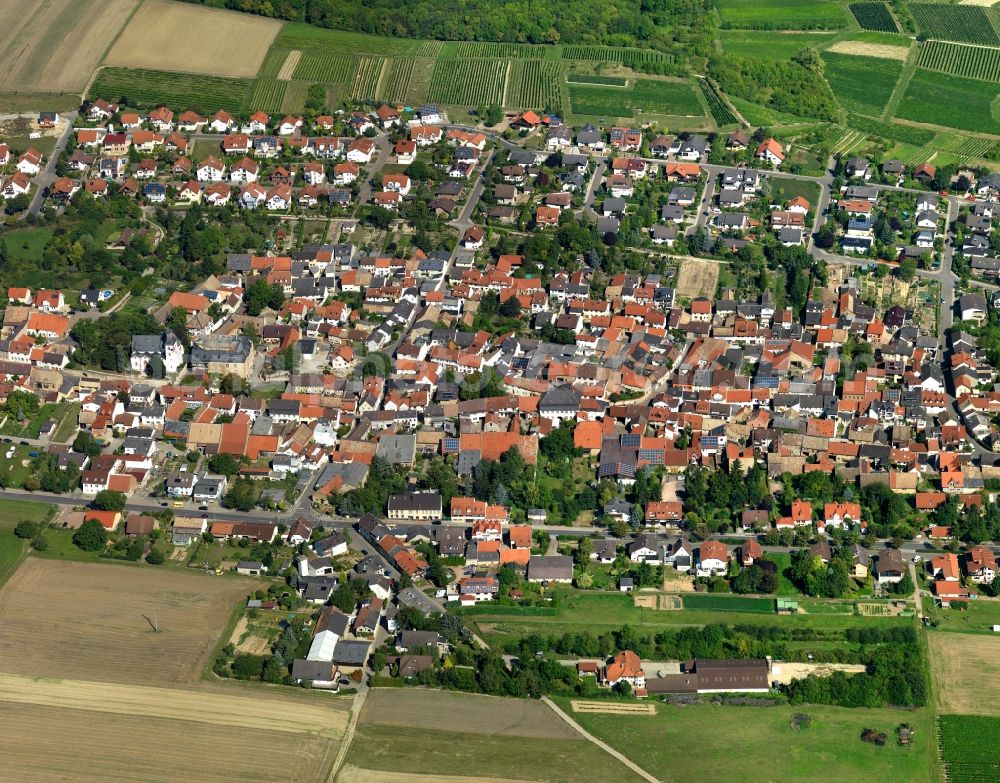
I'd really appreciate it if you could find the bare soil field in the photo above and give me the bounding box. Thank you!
[0,699,339,783]
[0,558,256,686]
[929,631,1000,714]
[571,700,656,715]
[278,50,303,80]
[361,688,579,739]
[675,256,720,300]
[768,662,867,686]
[0,0,138,93]
[104,0,281,78]
[826,41,909,61]
[340,766,537,783]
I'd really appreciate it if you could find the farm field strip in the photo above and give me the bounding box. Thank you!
[928,632,1000,715]
[276,50,302,80]
[89,67,252,112]
[382,58,416,103]
[918,40,1000,83]
[716,0,849,30]
[849,2,899,32]
[507,60,566,112]
[0,672,347,736]
[293,52,356,84]
[822,51,904,117]
[427,58,507,106]
[895,68,1000,135]
[351,56,387,100]
[908,3,1000,45]
[937,715,1000,782]
[247,79,287,113]
[571,700,656,715]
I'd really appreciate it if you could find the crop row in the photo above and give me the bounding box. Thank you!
[351,56,385,100]
[246,79,287,113]
[561,45,674,65]
[293,52,356,84]
[507,60,565,111]
[457,42,539,59]
[427,58,507,106]
[382,59,415,103]
[699,78,739,126]
[908,4,1000,46]
[848,3,898,33]
[918,40,1000,83]
[938,715,1000,783]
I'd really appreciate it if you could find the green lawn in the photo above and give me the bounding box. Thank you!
[771,179,822,207]
[1,227,54,263]
[629,79,704,116]
[716,0,849,29]
[924,596,1000,634]
[461,589,911,645]
[896,69,1000,135]
[0,499,54,589]
[0,446,37,489]
[719,29,837,59]
[683,593,775,613]
[728,95,811,126]
[822,51,903,117]
[554,699,937,783]
[346,723,646,783]
[765,552,802,596]
[51,403,81,443]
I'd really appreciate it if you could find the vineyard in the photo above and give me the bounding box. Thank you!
[89,68,251,112]
[848,2,898,33]
[280,80,310,114]
[507,60,565,111]
[929,133,997,159]
[351,56,386,100]
[908,4,1000,46]
[567,74,628,86]
[456,42,539,59]
[257,47,290,79]
[293,52,356,84]
[897,69,1000,134]
[561,45,674,67]
[938,715,1000,782]
[247,79,287,113]
[699,78,739,126]
[822,51,903,117]
[918,41,1000,83]
[382,59,415,103]
[427,58,507,106]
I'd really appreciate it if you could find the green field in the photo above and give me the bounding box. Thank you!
[682,594,775,613]
[918,40,1000,84]
[427,58,507,107]
[728,95,811,125]
[508,60,566,112]
[247,79,287,113]
[0,499,54,589]
[556,699,937,783]
[568,78,705,119]
[346,723,646,783]
[719,30,837,59]
[822,51,903,116]
[272,23,426,56]
[908,3,1000,46]
[89,68,252,112]
[771,179,822,207]
[924,594,1000,633]
[938,715,1000,782]
[896,69,1000,135]
[717,0,849,30]
[848,2,898,33]
[1,228,54,264]
[567,74,628,86]
[699,77,740,126]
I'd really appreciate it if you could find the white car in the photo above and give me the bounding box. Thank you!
[912,555,922,563]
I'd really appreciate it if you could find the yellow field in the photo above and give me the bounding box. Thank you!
[0,0,139,93]
[571,700,656,715]
[104,0,281,78]
[825,41,909,61]
[360,688,580,739]
[340,767,537,783]
[675,256,721,299]
[0,558,257,686]
[928,631,1000,714]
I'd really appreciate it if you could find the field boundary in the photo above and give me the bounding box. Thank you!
[571,700,656,715]
[277,50,302,80]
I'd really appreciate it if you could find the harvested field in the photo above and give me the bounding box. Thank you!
[340,767,536,783]
[0,690,342,783]
[0,558,257,686]
[826,40,910,60]
[929,631,1000,714]
[104,0,280,77]
[361,688,579,739]
[278,50,303,80]
[571,700,656,715]
[675,257,721,299]
[0,0,138,93]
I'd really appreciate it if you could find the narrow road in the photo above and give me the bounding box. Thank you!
[327,666,369,782]
[28,111,78,216]
[540,696,662,783]
[908,560,925,621]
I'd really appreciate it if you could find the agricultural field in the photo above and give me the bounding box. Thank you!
[428,58,508,107]
[569,83,633,117]
[896,69,1000,134]
[456,42,542,59]
[682,594,775,613]
[0,675,346,783]
[0,500,53,590]
[507,60,566,112]
[938,715,1000,783]
[293,52,356,84]
[560,46,674,69]
[382,58,416,103]
[273,23,425,57]
[346,712,646,783]
[825,39,910,59]
[716,0,849,30]
[567,74,628,86]
[361,688,578,738]
[0,0,137,93]
[89,67,252,113]
[699,78,740,126]
[104,0,280,77]
[554,698,938,783]
[247,79,287,113]
[629,79,704,115]
[918,40,1000,83]
[908,3,1000,45]
[822,52,903,116]
[676,256,722,299]
[718,30,838,59]
[848,2,899,32]
[0,558,256,686]
[928,632,1000,714]
[351,56,387,100]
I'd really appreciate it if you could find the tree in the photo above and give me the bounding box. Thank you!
[13,521,36,539]
[73,431,102,458]
[73,518,108,551]
[166,307,191,347]
[898,256,917,282]
[92,490,126,512]
[3,390,40,421]
[208,453,240,476]
[499,295,522,318]
[146,548,165,565]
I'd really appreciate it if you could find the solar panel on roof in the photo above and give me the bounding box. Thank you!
[621,433,640,447]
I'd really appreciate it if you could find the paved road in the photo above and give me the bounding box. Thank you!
[28,111,77,216]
